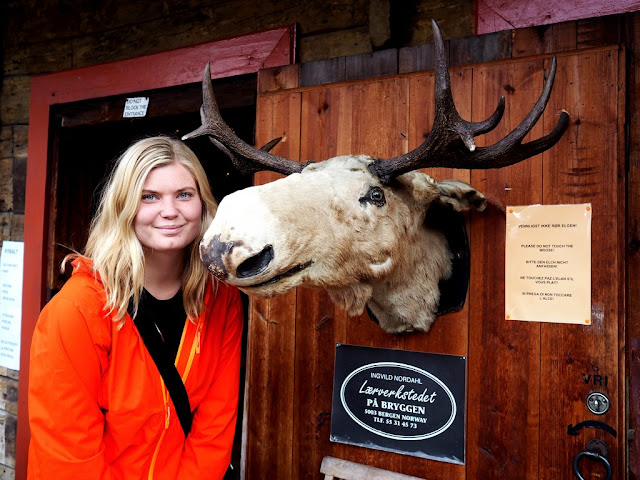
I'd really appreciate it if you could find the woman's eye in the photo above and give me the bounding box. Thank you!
[178,191,193,199]
[141,193,156,201]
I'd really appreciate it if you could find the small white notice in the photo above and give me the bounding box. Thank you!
[123,97,150,118]
[0,241,24,370]
[505,204,592,325]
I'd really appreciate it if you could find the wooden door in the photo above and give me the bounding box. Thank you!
[244,46,624,479]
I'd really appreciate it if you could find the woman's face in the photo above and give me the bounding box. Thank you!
[134,161,203,254]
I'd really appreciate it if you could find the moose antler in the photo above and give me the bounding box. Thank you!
[184,20,569,181]
[182,63,306,175]
[369,20,570,184]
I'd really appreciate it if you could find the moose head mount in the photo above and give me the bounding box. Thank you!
[183,21,569,334]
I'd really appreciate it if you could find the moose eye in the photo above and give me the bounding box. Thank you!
[370,188,384,202]
[360,186,386,208]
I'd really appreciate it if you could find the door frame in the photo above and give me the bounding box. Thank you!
[16,25,296,479]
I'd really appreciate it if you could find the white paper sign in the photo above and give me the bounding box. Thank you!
[505,204,592,325]
[123,97,150,118]
[0,241,24,370]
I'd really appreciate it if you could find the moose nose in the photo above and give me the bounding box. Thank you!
[236,245,273,278]
[200,235,275,281]
[200,239,230,280]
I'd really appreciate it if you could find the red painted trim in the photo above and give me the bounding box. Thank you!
[476,0,640,34]
[16,25,295,480]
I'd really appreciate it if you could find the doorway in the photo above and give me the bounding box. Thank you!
[47,75,256,478]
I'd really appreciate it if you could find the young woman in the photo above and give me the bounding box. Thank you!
[27,136,243,480]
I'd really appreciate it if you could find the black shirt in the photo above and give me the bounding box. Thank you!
[135,288,186,361]
[130,288,193,436]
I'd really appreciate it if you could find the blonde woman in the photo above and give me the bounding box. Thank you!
[28,136,243,479]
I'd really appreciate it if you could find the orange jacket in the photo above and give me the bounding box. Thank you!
[28,259,243,480]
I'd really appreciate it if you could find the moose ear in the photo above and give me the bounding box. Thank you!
[435,180,487,212]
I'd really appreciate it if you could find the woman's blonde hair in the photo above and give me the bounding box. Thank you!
[77,135,217,323]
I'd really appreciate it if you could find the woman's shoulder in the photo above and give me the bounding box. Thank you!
[55,266,106,311]
[40,262,111,339]
[34,268,112,374]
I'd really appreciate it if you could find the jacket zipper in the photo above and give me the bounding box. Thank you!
[183,320,203,381]
[147,318,202,479]
[147,379,170,480]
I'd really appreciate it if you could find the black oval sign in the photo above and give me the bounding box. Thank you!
[339,362,456,440]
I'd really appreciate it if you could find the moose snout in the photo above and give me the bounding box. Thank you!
[200,234,274,281]
[200,236,231,280]
[236,245,274,278]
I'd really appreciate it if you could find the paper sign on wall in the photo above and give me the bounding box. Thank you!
[0,241,24,370]
[505,204,591,324]
[123,97,149,118]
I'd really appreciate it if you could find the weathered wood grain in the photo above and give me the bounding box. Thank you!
[345,50,398,82]
[449,31,512,66]
[342,79,408,475]
[291,86,348,479]
[258,64,299,93]
[625,12,640,479]
[539,48,623,480]
[245,47,624,480]
[245,88,301,480]
[300,58,347,88]
[399,43,438,75]
[401,70,470,480]
[467,59,545,480]
[512,22,577,58]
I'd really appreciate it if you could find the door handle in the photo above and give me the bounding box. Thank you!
[573,450,612,480]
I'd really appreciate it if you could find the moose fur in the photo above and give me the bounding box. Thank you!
[200,155,486,333]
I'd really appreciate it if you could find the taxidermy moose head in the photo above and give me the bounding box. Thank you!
[183,21,569,334]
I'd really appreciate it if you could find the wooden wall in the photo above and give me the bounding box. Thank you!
[246,44,624,479]
[2,1,640,478]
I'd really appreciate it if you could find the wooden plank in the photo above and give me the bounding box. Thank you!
[616,41,627,480]
[300,57,347,87]
[292,289,347,479]
[625,12,640,478]
[467,59,545,480]
[244,90,301,479]
[258,64,299,93]
[320,456,427,480]
[347,79,409,161]
[345,49,398,82]
[577,15,623,48]
[402,68,468,477]
[336,79,408,474]
[401,69,469,477]
[449,31,512,66]
[291,85,350,479]
[512,22,577,58]
[399,43,437,74]
[476,0,634,35]
[539,48,622,480]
